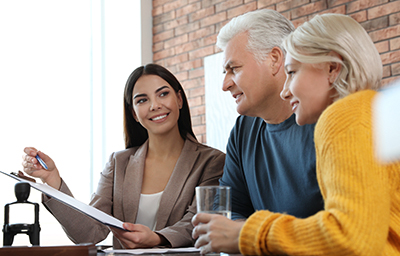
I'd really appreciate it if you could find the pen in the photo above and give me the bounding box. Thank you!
[36,155,48,170]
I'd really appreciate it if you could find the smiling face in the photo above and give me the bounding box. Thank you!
[132,75,183,137]
[222,32,289,121]
[281,53,337,125]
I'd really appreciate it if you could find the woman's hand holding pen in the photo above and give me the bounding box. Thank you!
[22,147,62,190]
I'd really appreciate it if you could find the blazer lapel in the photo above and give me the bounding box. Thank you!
[122,141,148,223]
[155,139,200,229]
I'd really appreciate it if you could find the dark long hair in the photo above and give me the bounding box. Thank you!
[123,64,197,149]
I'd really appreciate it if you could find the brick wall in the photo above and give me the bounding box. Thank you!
[152,0,400,143]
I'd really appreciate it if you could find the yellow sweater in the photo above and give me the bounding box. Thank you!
[239,90,400,255]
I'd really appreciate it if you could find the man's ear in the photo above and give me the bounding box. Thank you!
[327,51,342,84]
[269,47,284,76]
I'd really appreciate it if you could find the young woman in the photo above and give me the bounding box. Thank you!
[192,14,400,255]
[22,64,225,249]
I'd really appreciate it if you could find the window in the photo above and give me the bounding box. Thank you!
[0,0,151,246]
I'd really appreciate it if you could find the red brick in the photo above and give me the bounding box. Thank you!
[191,115,202,126]
[382,75,400,86]
[319,5,346,15]
[164,16,188,30]
[215,0,243,13]
[193,124,206,135]
[350,10,368,23]
[175,71,189,82]
[153,24,164,35]
[227,2,257,19]
[182,77,204,90]
[176,59,203,73]
[153,0,172,8]
[175,41,197,54]
[390,38,400,50]
[277,0,310,13]
[163,0,189,13]
[257,0,281,9]
[189,68,205,80]
[368,1,400,20]
[347,0,388,14]
[153,48,175,61]
[361,16,388,32]
[153,11,176,25]
[176,2,202,17]
[201,0,226,8]
[201,115,206,125]
[392,63,400,76]
[380,49,400,65]
[389,12,400,26]
[152,6,163,16]
[189,6,215,22]
[191,105,206,116]
[291,1,327,19]
[189,26,216,41]
[189,85,205,98]
[382,65,391,78]
[375,40,389,53]
[153,42,164,52]
[369,24,400,42]
[188,96,203,107]
[201,12,227,27]
[153,30,174,43]
[188,45,215,60]
[327,0,353,8]
[291,16,309,28]
[175,21,200,36]
[154,59,164,67]
[165,53,189,66]
[281,10,291,20]
[164,34,189,49]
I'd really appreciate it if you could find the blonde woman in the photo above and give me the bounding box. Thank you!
[192,14,400,255]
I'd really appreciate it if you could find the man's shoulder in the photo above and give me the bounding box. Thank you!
[233,115,264,130]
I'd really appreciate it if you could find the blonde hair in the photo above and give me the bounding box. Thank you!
[282,13,382,99]
[217,9,294,63]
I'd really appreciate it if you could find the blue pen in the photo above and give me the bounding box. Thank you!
[36,155,48,170]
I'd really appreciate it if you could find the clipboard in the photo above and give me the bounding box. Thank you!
[0,171,127,231]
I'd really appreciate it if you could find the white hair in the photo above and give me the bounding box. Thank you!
[282,13,382,99]
[217,9,295,62]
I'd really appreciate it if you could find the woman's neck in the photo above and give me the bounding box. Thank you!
[147,130,185,160]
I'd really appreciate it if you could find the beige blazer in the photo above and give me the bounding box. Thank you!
[43,138,225,248]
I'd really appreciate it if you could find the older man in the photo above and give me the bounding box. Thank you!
[192,9,323,253]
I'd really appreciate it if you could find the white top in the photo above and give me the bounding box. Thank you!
[135,191,164,230]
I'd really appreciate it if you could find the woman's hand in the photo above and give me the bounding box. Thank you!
[21,147,61,189]
[110,223,167,249]
[192,213,244,254]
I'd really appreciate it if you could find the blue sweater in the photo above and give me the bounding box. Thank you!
[220,114,323,220]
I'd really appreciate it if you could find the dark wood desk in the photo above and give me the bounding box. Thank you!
[98,252,202,256]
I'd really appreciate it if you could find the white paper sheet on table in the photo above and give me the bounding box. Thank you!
[104,247,201,254]
[0,171,126,230]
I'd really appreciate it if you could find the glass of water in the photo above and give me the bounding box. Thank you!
[195,186,231,219]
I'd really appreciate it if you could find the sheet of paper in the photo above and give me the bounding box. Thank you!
[104,247,201,254]
[0,171,126,230]
[373,78,400,162]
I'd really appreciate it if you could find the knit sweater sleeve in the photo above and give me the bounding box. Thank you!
[239,90,393,255]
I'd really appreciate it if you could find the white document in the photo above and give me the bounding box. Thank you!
[104,247,201,254]
[0,171,126,230]
[373,78,400,162]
